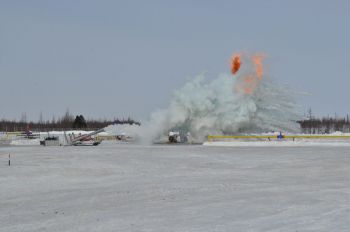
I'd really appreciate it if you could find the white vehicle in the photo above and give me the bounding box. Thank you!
[168,131,181,143]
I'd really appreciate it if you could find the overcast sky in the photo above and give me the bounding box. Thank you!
[1,0,350,121]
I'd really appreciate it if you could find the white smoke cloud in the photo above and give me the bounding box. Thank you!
[106,71,301,143]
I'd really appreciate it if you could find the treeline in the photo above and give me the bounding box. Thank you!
[298,116,350,134]
[0,111,140,132]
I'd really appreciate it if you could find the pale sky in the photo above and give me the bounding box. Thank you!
[1,0,350,121]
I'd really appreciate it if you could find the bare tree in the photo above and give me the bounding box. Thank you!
[20,112,27,123]
[307,108,313,120]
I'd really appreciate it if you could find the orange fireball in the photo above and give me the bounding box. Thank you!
[231,52,265,95]
[231,54,241,75]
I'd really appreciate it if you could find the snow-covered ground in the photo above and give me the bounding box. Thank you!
[1,143,350,231]
[9,139,41,146]
[204,140,350,147]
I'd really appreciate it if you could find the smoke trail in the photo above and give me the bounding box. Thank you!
[252,54,264,79]
[106,54,301,143]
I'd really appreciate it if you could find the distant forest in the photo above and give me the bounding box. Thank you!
[2,109,350,134]
[297,108,350,134]
[298,116,350,134]
[0,110,141,132]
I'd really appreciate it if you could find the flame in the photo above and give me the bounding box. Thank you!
[232,52,265,95]
[235,74,259,94]
[252,54,264,80]
[231,54,241,75]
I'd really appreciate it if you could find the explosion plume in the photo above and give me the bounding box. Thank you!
[234,53,265,95]
[106,53,300,143]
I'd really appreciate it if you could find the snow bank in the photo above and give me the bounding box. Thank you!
[10,139,41,146]
[204,140,350,147]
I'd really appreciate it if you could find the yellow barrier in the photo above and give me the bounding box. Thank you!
[207,135,350,142]
[0,132,19,140]
[5,132,22,135]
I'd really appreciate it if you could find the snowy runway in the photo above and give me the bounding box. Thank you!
[1,143,350,231]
